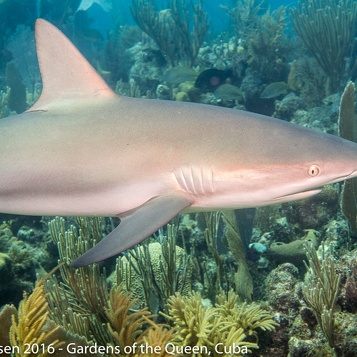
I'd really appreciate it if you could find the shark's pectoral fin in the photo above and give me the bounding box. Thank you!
[70,195,192,268]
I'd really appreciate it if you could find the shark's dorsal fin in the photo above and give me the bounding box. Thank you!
[28,19,116,111]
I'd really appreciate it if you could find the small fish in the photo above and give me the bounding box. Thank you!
[214,83,242,101]
[162,66,197,84]
[260,82,288,99]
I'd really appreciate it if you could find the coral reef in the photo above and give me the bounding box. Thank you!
[265,263,300,313]
[290,0,357,93]
[287,57,327,107]
[339,82,357,238]
[106,25,142,83]
[302,243,341,348]
[269,230,319,266]
[225,1,289,83]
[9,281,65,356]
[245,7,288,83]
[131,0,208,66]
[0,219,50,307]
[114,224,192,313]
[106,284,156,352]
[222,211,253,302]
[273,93,306,121]
[282,185,340,230]
[162,290,277,356]
[6,25,39,96]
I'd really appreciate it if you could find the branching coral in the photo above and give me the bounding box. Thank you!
[106,284,156,352]
[9,282,65,357]
[106,284,179,357]
[1,277,160,357]
[47,217,111,344]
[115,224,192,314]
[222,0,263,38]
[203,212,224,294]
[134,325,176,357]
[224,1,289,82]
[162,290,278,356]
[2,212,280,355]
[290,0,357,93]
[164,291,216,348]
[46,217,184,354]
[215,290,279,340]
[245,6,288,81]
[131,0,209,66]
[302,243,341,348]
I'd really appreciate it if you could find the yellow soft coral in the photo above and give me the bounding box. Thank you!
[9,283,65,357]
[162,290,278,356]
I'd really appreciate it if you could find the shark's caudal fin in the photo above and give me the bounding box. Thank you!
[28,19,116,112]
[70,195,192,268]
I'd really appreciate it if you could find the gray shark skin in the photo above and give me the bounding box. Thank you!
[1,19,357,267]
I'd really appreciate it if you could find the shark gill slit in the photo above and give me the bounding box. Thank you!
[173,166,215,196]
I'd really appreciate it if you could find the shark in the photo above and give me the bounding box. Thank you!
[1,19,357,268]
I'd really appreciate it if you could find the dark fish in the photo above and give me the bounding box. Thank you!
[195,68,233,92]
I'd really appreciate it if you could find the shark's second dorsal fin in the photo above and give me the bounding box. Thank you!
[28,19,116,111]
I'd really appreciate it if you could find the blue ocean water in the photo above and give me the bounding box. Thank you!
[85,0,299,36]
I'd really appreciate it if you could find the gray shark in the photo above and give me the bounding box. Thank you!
[1,19,356,267]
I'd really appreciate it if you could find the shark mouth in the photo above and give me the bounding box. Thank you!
[274,188,323,202]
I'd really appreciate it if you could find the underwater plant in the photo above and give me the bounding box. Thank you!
[106,25,142,83]
[106,284,156,352]
[224,1,289,83]
[130,0,209,66]
[45,217,190,351]
[339,82,357,238]
[222,0,263,38]
[0,268,100,357]
[287,56,327,106]
[192,211,254,302]
[8,282,65,357]
[290,0,357,93]
[161,289,278,356]
[115,224,192,314]
[221,211,253,302]
[302,243,341,348]
[245,6,289,82]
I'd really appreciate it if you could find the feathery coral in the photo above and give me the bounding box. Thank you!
[106,284,156,351]
[162,290,277,355]
[9,282,65,357]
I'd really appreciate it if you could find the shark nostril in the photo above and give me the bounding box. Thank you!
[308,164,321,177]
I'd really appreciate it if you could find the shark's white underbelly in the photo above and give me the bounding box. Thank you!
[0,172,170,216]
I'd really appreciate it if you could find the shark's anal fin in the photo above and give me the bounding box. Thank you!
[70,195,192,268]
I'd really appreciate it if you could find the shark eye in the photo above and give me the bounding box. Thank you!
[308,164,321,177]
